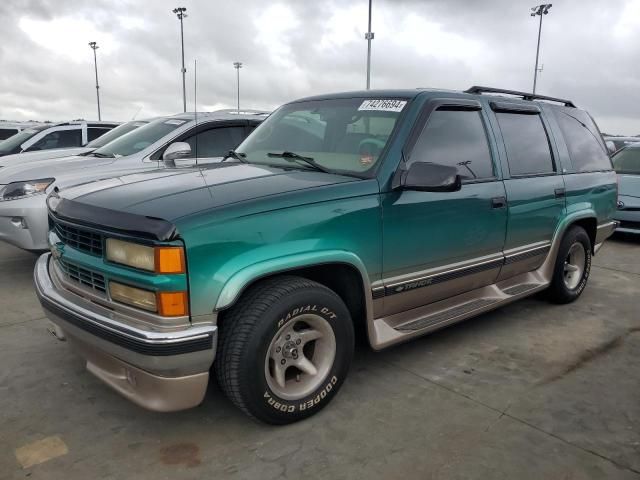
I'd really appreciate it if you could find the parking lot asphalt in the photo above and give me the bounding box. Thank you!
[1,237,639,480]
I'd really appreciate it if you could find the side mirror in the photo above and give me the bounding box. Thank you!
[605,140,616,155]
[162,142,191,167]
[400,162,462,192]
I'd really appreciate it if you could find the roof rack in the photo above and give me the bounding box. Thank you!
[464,86,576,108]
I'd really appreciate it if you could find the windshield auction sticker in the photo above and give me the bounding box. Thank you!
[358,99,407,112]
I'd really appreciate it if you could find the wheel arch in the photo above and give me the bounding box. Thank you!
[214,251,374,342]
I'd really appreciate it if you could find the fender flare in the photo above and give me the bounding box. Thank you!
[214,250,374,315]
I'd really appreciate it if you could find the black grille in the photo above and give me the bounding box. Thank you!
[57,259,106,293]
[54,222,103,256]
[619,220,640,231]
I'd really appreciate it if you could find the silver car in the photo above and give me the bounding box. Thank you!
[0,111,267,251]
[0,119,152,170]
[612,142,640,234]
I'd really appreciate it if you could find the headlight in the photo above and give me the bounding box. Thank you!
[105,238,185,273]
[109,281,188,317]
[0,178,54,201]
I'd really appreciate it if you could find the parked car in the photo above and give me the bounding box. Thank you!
[0,120,152,169]
[0,111,266,251]
[0,121,44,141]
[603,135,640,153]
[35,87,617,424]
[612,142,640,233]
[0,120,120,158]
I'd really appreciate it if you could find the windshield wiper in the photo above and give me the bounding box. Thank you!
[221,150,248,163]
[267,151,331,173]
[91,152,116,158]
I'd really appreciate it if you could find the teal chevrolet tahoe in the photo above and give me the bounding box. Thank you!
[35,87,617,424]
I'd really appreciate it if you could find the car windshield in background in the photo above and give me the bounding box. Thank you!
[90,118,188,158]
[236,98,407,175]
[0,126,47,154]
[85,120,149,149]
[612,146,640,175]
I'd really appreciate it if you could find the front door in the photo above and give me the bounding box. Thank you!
[381,100,507,317]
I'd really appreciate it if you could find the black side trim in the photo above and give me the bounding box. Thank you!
[49,196,178,242]
[384,259,503,296]
[38,295,212,356]
[504,245,551,265]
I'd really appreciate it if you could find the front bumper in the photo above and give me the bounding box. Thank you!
[34,253,218,411]
[0,194,50,251]
[613,210,640,234]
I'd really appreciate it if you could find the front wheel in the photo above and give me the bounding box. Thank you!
[546,226,592,304]
[215,276,354,424]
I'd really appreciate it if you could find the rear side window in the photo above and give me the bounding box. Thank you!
[27,129,82,151]
[554,109,611,172]
[612,148,640,175]
[496,113,554,176]
[0,128,18,140]
[408,109,495,180]
[185,126,247,158]
[87,127,111,142]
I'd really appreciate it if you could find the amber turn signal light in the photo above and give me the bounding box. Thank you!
[157,291,189,317]
[155,247,185,274]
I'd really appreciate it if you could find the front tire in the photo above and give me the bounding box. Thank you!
[547,226,592,304]
[215,276,354,424]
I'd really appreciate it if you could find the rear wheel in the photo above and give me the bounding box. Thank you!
[215,276,354,424]
[547,226,592,304]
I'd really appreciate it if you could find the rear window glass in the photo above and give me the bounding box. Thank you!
[554,109,611,172]
[496,113,555,176]
[0,128,18,140]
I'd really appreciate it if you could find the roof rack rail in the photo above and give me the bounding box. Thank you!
[464,86,576,108]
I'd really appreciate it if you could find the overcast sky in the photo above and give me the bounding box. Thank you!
[0,0,638,134]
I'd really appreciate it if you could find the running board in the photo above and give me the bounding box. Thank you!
[370,272,550,350]
[395,298,499,332]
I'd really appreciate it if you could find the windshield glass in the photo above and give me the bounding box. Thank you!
[91,117,189,157]
[613,146,640,175]
[236,97,408,174]
[0,126,46,154]
[86,120,149,148]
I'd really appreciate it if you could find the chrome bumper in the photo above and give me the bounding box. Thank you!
[34,253,218,411]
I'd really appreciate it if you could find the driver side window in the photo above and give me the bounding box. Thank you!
[408,109,495,181]
[27,129,82,151]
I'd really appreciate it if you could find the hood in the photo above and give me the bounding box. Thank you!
[59,163,363,222]
[617,173,640,199]
[0,154,138,185]
[0,147,93,169]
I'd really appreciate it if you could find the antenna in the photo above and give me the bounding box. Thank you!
[194,58,198,165]
[131,106,143,120]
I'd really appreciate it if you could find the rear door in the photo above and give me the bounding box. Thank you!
[381,98,508,316]
[489,102,565,280]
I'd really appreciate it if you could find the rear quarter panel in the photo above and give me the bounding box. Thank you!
[563,171,618,227]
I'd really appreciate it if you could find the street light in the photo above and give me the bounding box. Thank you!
[364,0,374,90]
[233,62,243,113]
[88,42,101,121]
[173,7,188,112]
[531,3,552,95]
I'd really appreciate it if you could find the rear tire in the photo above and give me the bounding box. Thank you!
[546,226,592,304]
[215,275,354,424]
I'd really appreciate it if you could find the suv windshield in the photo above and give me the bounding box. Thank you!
[0,126,47,154]
[612,146,640,175]
[236,97,408,174]
[90,117,189,157]
[86,120,149,149]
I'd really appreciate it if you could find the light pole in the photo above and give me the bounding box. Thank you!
[233,62,243,113]
[364,0,374,90]
[173,7,187,112]
[531,4,552,95]
[88,42,101,120]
